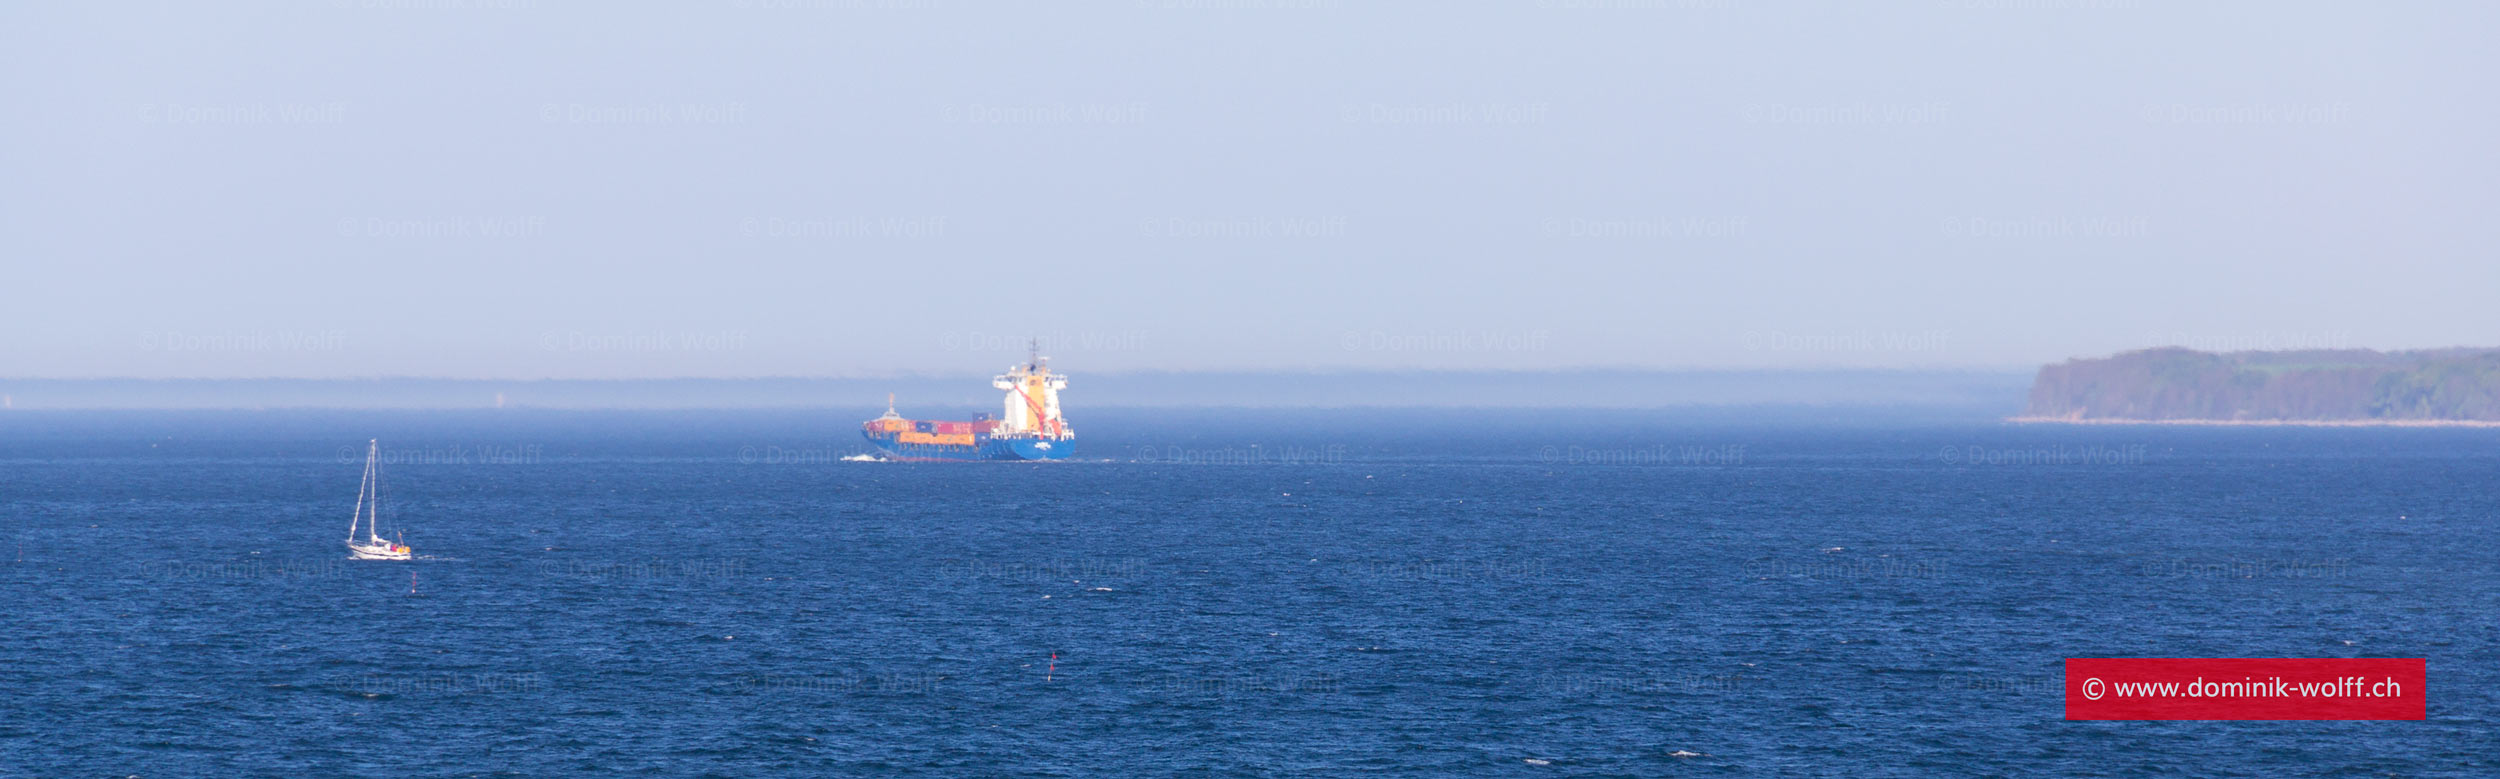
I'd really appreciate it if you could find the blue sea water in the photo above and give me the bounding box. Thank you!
[2,408,2494,776]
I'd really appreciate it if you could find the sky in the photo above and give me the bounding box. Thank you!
[3,1,2493,380]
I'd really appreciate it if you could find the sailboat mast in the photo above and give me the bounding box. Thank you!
[369,440,384,544]
[349,440,373,542]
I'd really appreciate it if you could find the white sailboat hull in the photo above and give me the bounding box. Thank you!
[347,541,410,561]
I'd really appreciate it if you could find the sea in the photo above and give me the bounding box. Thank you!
[2,408,2493,776]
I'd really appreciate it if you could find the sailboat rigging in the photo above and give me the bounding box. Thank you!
[346,439,413,560]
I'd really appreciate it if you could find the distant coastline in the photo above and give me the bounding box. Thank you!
[2023,347,2500,424]
[2006,415,2500,428]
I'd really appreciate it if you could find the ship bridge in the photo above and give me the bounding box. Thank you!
[993,342,1072,439]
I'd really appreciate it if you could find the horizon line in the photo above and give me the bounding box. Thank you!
[0,366,2041,383]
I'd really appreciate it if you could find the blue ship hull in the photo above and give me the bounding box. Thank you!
[861,430,1074,461]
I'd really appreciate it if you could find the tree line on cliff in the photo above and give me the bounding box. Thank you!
[2025,347,2500,421]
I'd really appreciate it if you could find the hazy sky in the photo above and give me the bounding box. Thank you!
[4,1,2493,379]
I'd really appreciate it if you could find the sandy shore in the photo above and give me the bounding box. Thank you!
[2005,416,2500,428]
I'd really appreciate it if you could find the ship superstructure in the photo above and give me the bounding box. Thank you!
[860,342,1076,461]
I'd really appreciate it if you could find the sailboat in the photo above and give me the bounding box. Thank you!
[346,439,413,560]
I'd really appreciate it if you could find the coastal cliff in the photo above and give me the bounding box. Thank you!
[2021,347,2500,424]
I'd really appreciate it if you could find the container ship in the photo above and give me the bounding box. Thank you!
[861,345,1076,461]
